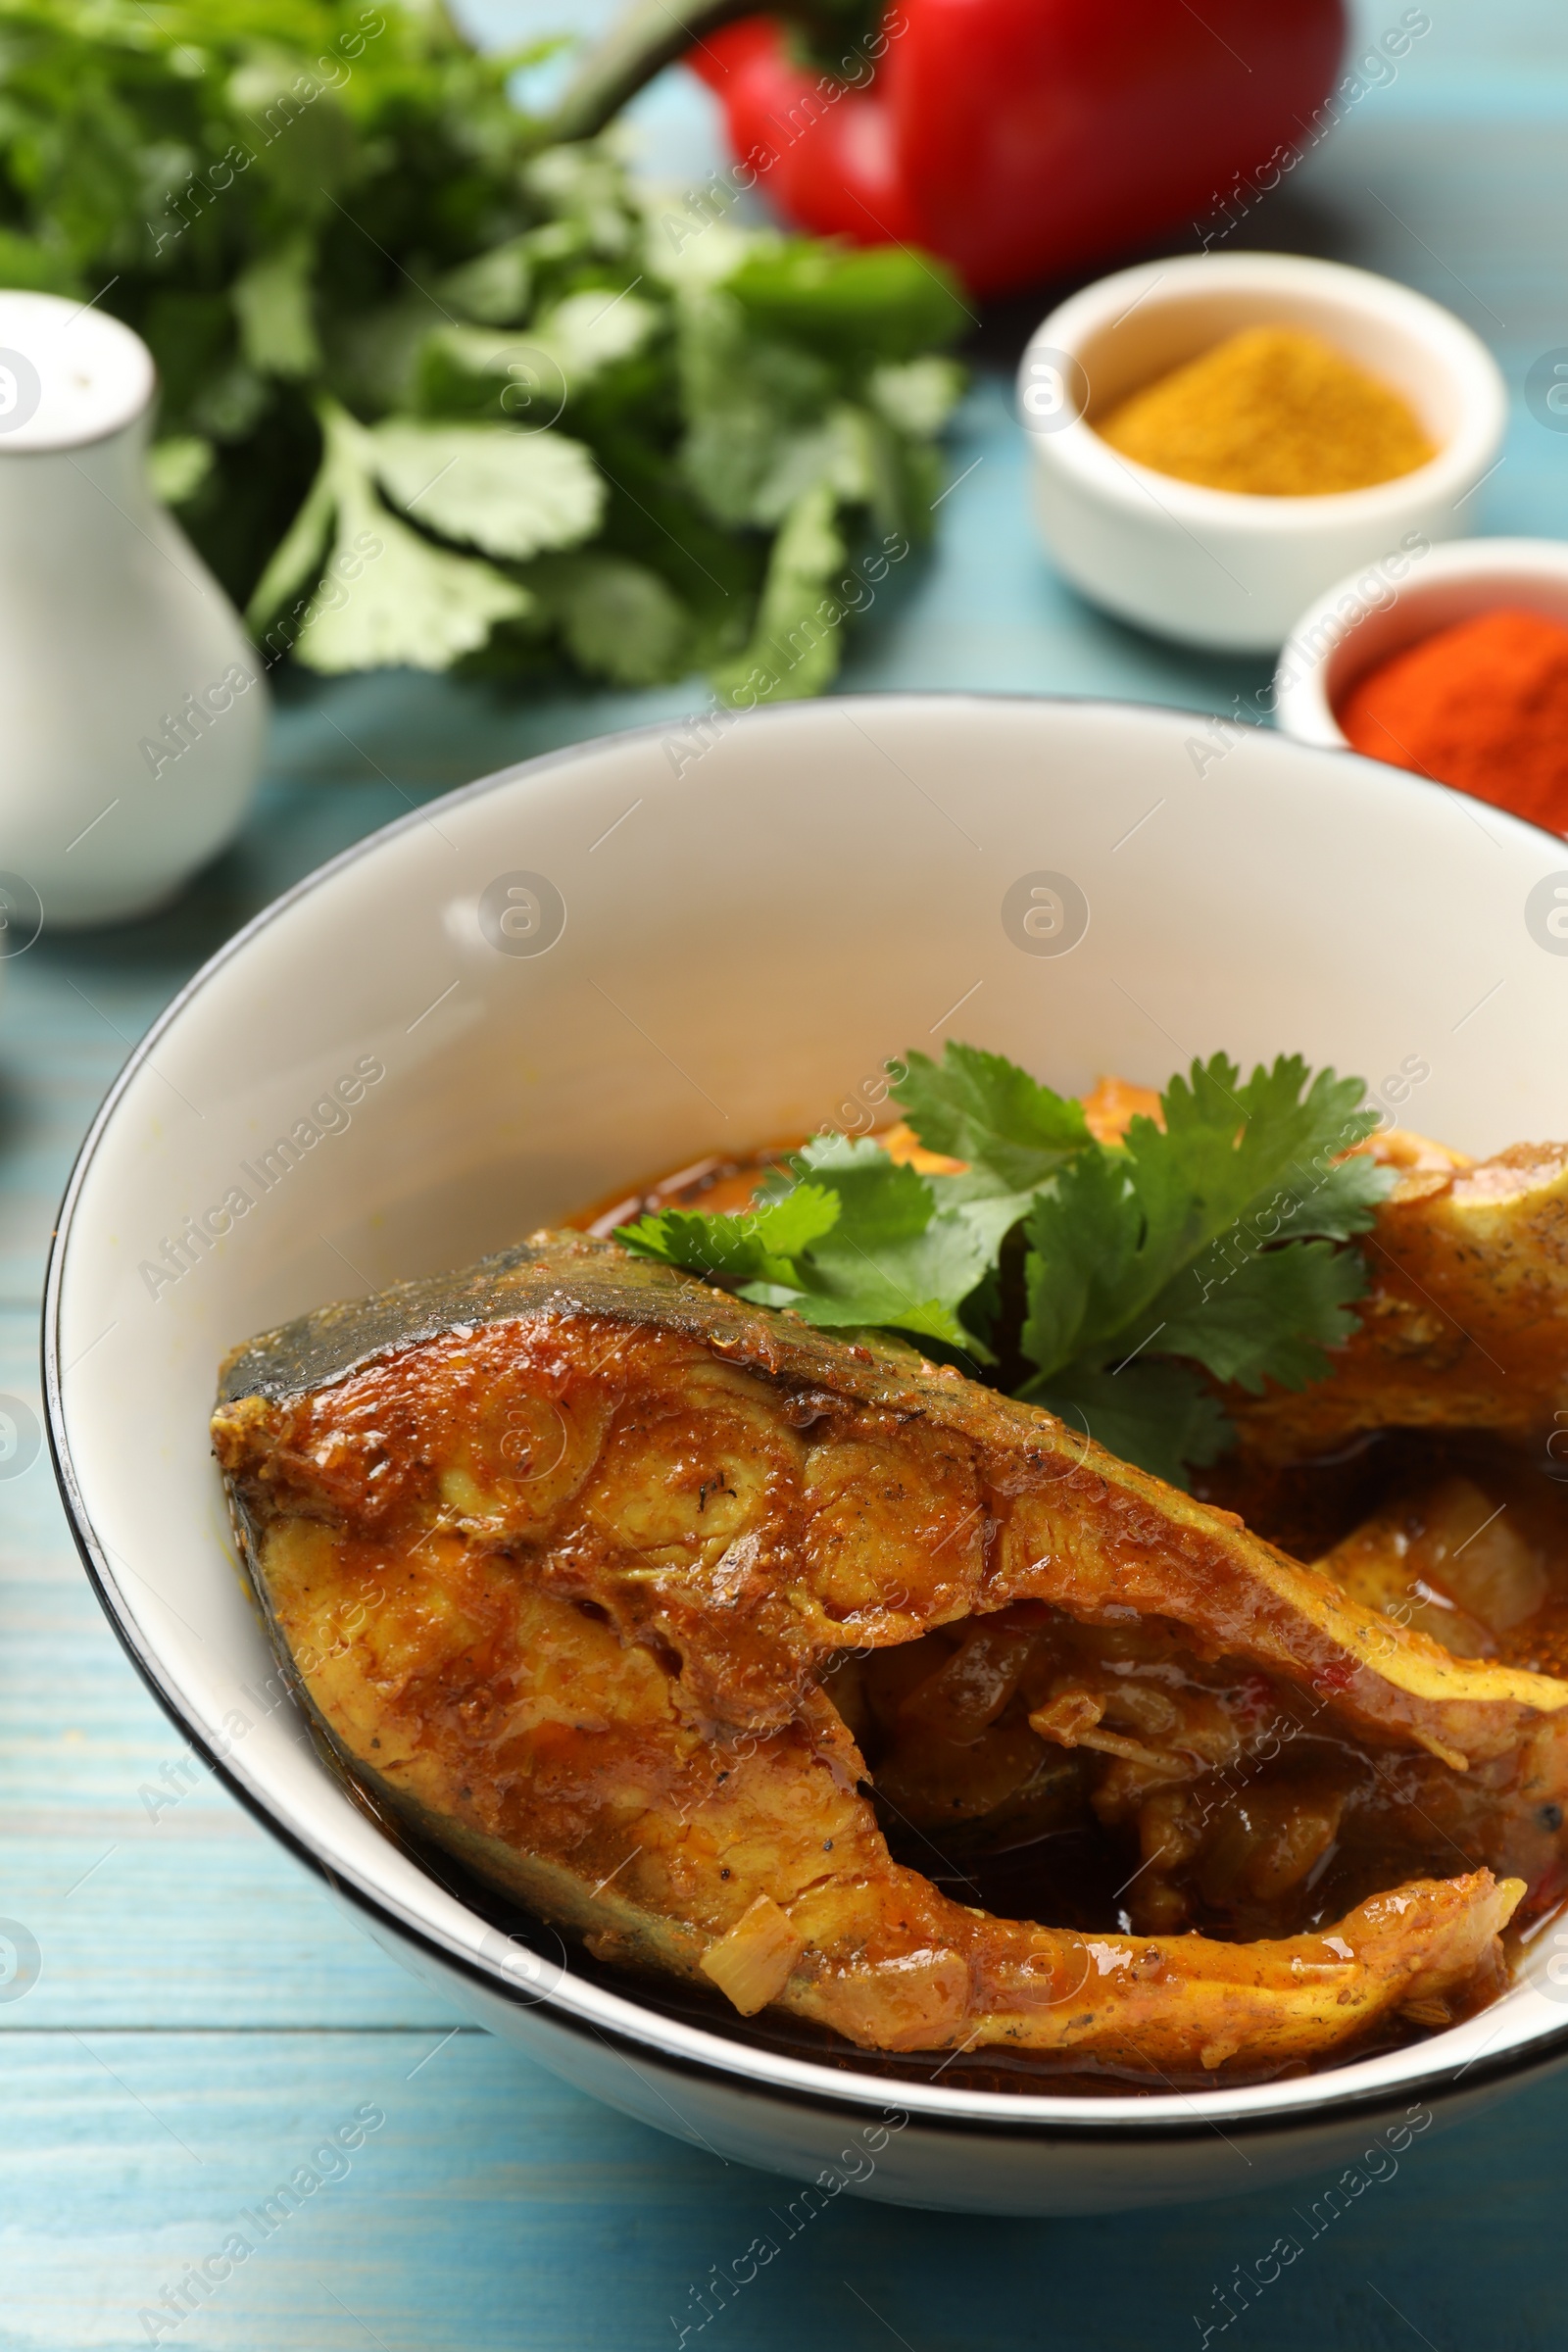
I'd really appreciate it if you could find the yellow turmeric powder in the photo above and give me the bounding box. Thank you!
[1095,325,1436,497]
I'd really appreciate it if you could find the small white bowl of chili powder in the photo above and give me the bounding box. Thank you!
[1274,538,1568,835]
[1018,252,1506,655]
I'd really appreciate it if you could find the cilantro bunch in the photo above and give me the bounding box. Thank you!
[620,1043,1396,1487]
[0,0,965,693]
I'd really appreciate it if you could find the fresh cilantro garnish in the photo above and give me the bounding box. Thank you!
[616,1045,1396,1490]
[1032,1363,1233,1494]
[621,1139,992,1352]
[620,1183,841,1287]
[888,1039,1100,1223]
[893,1042,1092,1191]
[765,1138,994,1346]
[1015,1055,1391,1479]
[886,1042,1097,1266]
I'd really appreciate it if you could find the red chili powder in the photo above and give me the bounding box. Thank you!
[1338,606,1568,829]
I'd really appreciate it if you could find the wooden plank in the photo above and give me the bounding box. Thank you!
[0,2030,1564,2351]
[1,1305,457,2028]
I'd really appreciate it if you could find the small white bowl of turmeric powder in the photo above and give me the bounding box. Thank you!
[1017,252,1506,655]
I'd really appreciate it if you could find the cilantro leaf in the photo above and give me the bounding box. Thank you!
[890,1042,1097,1271]
[708,480,848,707]
[774,1253,982,1348]
[895,1042,1093,1194]
[232,233,320,380]
[1016,1149,1144,1384]
[930,1172,1053,1264]
[676,284,839,532]
[533,553,693,686]
[1154,1238,1372,1393]
[1146,1054,1390,1248]
[149,434,214,508]
[742,403,883,530]
[439,237,534,327]
[868,359,966,439]
[759,1138,994,1350]
[295,488,532,673]
[1038,1363,1234,1492]
[621,1137,993,1352]
[1018,1054,1396,1482]
[619,1184,839,1285]
[530,287,661,378]
[0,7,962,692]
[244,445,339,638]
[1021,1056,1390,1384]
[366,420,605,561]
[607,1041,1393,1491]
[284,405,531,674]
[788,1135,934,1241]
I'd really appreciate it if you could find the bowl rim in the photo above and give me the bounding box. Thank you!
[1275,535,1568,748]
[1017,249,1508,531]
[42,690,1568,2143]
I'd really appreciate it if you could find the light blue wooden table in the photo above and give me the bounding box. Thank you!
[4,4,1568,2344]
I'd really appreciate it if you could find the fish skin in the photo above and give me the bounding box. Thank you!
[213,1230,1555,2072]
[219,1231,1568,1757]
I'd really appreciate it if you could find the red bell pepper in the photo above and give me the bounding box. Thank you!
[553,0,1347,300]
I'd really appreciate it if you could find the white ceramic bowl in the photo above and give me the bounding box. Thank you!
[44,696,1568,2216]
[1017,253,1507,655]
[1275,535,1568,758]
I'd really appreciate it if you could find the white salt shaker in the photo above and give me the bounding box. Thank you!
[0,291,268,931]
